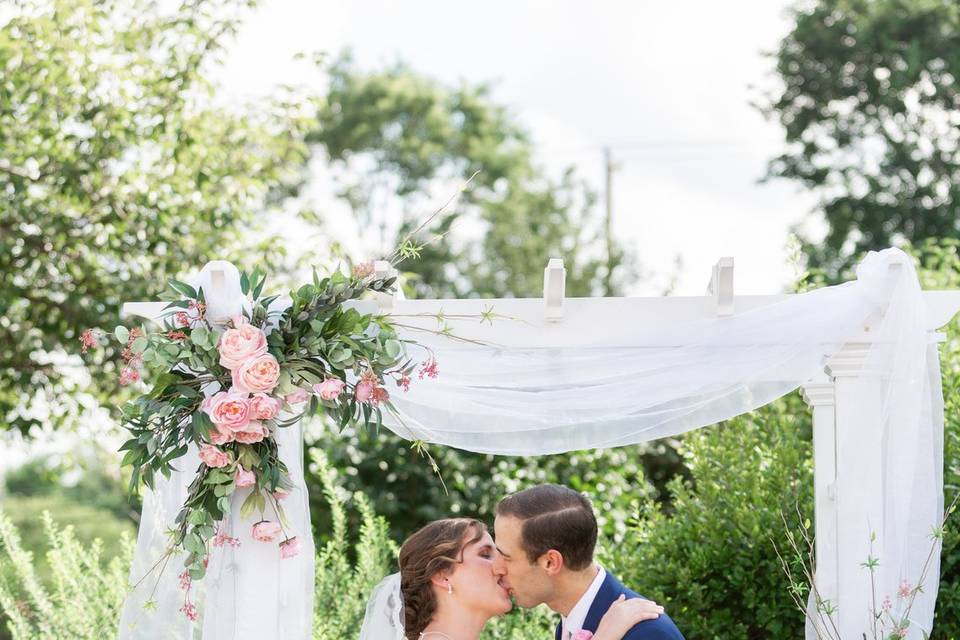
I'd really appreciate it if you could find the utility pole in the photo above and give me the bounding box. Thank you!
[603,147,620,296]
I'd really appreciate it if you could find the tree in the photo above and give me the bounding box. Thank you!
[309,54,637,298]
[0,0,314,433]
[760,0,960,281]
[300,56,687,542]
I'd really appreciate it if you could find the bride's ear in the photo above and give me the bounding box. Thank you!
[430,571,452,591]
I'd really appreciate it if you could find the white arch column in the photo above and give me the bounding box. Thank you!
[800,375,838,625]
[824,342,885,637]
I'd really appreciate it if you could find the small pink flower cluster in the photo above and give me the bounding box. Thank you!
[352,261,375,279]
[79,328,101,354]
[118,367,140,386]
[178,570,191,591]
[419,358,439,380]
[118,328,146,386]
[212,528,241,549]
[178,570,198,621]
[174,300,206,329]
[356,370,389,406]
[897,579,911,599]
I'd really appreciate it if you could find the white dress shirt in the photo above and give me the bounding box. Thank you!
[560,566,607,640]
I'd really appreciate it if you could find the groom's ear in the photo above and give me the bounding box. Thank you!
[539,549,565,576]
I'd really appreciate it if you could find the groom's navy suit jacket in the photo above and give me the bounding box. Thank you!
[554,571,684,640]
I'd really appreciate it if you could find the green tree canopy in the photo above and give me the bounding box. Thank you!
[310,55,636,298]
[760,0,960,280]
[0,0,314,433]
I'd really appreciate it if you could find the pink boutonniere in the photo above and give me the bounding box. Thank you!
[574,631,594,640]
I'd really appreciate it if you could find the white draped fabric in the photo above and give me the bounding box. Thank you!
[118,263,314,640]
[385,248,944,638]
[118,249,945,639]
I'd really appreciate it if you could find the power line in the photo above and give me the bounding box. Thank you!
[537,140,762,156]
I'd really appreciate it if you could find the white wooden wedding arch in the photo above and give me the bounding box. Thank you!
[123,254,960,639]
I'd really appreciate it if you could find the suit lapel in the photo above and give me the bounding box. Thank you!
[581,571,618,633]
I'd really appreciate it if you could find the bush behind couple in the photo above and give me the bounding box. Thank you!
[366,484,684,640]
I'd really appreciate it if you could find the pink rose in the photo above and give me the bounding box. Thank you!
[279,536,301,559]
[218,316,268,371]
[199,445,230,468]
[285,388,309,405]
[573,632,594,640]
[314,378,345,401]
[249,393,281,420]
[235,467,256,488]
[232,354,281,394]
[208,426,234,446]
[233,420,268,444]
[354,380,374,403]
[273,487,290,501]
[205,391,251,432]
[252,520,282,542]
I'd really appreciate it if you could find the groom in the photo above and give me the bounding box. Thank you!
[493,484,684,640]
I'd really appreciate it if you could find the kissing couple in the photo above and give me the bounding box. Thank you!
[360,484,685,640]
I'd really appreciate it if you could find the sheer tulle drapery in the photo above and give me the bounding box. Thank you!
[385,248,943,639]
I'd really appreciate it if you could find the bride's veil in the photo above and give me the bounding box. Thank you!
[360,572,406,640]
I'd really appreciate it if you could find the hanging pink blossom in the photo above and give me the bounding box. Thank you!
[280,536,301,559]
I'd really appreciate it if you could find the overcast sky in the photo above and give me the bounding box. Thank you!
[213,0,820,296]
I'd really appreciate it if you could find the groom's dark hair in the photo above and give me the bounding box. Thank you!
[495,484,597,571]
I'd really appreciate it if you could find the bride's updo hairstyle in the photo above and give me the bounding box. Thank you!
[399,518,486,640]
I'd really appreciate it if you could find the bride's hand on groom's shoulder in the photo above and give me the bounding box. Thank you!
[592,594,665,640]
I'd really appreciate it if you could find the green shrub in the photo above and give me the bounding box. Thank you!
[0,511,133,639]
[608,396,815,640]
[0,495,134,587]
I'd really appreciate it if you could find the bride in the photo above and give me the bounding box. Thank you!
[361,518,665,640]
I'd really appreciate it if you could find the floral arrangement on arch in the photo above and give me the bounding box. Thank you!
[81,259,439,615]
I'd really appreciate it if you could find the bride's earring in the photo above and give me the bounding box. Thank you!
[447,582,453,595]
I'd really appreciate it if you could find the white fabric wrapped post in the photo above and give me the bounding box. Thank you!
[384,248,953,639]
[118,261,314,640]
[800,376,839,630]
